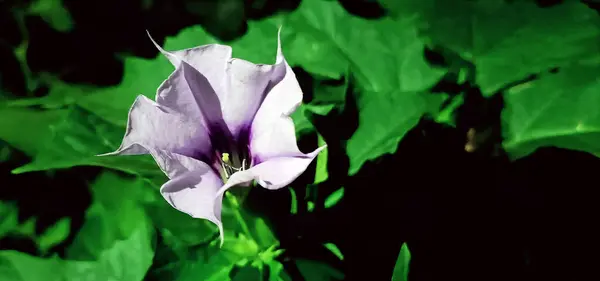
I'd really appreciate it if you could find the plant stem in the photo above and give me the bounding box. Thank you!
[225,191,254,241]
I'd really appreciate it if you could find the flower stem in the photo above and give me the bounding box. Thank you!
[225,191,254,241]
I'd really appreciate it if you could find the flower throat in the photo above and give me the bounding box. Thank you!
[219,152,250,180]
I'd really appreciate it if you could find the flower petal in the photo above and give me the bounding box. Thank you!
[148,31,231,104]
[154,40,230,141]
[149,30,288,139]
[158,151,226,246]
[250,30,311,161]
[221,59,285,137]
[101,94,212,161]
[155,56,205,119]
[214,148,325,205]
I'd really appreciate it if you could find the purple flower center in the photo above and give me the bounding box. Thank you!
[208,126,252,181]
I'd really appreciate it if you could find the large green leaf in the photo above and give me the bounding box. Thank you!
[503,64,600,159]
[382,0,600,94]
[289,0,443,93]
[6,106,163,181]
[347,89,443,174]
[0,251,62,281]
[286,0,446,174]
[66,171,155,261]
[0,107,66,157]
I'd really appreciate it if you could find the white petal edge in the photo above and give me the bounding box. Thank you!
[250,29,306,160]
[98,95,211,159]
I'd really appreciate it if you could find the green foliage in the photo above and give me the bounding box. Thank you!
[503,64,600,159]
[324,187,344,209]
[2,0,600,280]
[28,0,74,32]
[0,172,155,281]
[0,201,32,238]
[0,201,70,254]
[288,0,446,174]
[295,259,344,281]
[382,0,600,93]
[392,243,411,281]
[380,0,600,161]
[5,107,163,180]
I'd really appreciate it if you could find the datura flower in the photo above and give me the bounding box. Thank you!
[102,29,325,245]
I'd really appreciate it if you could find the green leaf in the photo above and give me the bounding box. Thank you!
[10,106,164,182]
[347,90,442,175]
[0,107,66,157]
[391,243,411,281]
[324,187,344,209]
[0,221,154,281]
[28,0,74,32]
[36,218,70,253]
[323,243,344,260]
[151,196,285,281]
[148,204,218,248]
[72,220,154,281]
[264,260,292,281]
[295,259,344,281]
[0,201,21,238]
[385,0,600,93]
[286,0,446,174]
[503,64,600,159]
[0,173,155,281]
[231,265,262,281]
[0,145,11,162]
[307,201,315,212]
[314,134,328,184]
[291,105,317,137]
[0,251,62,281]
[288,188,298,215]
[254,218,277,248]
[39,56,173,127]
[0,201,69,252]
[0,201,36,240]
[289,0,443,93]
[66,171,155,261]
[162,234,284,281]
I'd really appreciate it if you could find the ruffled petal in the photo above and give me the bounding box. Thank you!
[157,151,226,246]
[101,94,212,160]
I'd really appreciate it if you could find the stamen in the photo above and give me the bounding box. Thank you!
[221,161,230,179]
[219,152,247,180]
[222,153,230,163]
